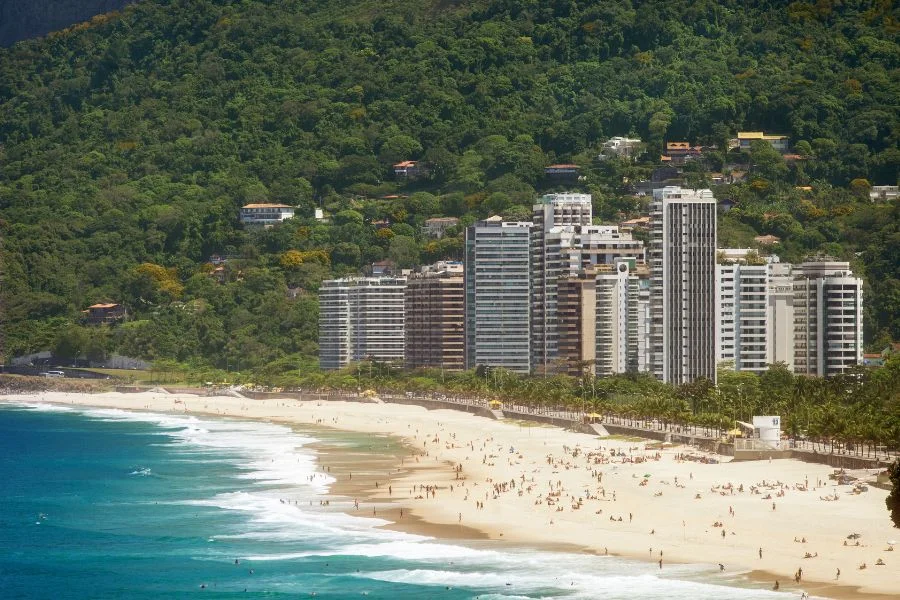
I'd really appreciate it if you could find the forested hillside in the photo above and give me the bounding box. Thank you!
[0,0,897,378]
[0,0,137,47]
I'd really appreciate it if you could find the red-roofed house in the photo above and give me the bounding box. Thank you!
[83,303,126,325]
[393,161,427,179]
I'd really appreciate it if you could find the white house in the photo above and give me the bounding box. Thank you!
[240,204,295,226]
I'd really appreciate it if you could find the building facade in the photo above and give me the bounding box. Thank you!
[767,262,795,369]
[793,261,863,377]
[530,193,593,373]
[404,262,465,371]
[649,186,718,384]
[318,277,407,370]
[239,204,295,225]
[717,261,770,373]
[556,260,650,377]
[465,217,532,373]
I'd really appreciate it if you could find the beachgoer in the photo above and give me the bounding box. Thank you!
[658,559,662,569]
[773,581,779,590]
[718,563,725,572]
[759,547,762,559]
[835,568,840,580]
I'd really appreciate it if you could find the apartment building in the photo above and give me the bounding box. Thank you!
[318,276,407,370]
[649,186,718,384]
[793,260,863,376]
[404,262,465,371]
[465,217,532,373]
[557,260,650,377]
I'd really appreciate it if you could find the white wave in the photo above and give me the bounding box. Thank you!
[129,467,152,476]
[4,401,76,413]
[361,568,786,599]
[63,406,333,492]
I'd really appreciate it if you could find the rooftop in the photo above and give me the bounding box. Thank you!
[241,203,293,209]
[737,131,788,140]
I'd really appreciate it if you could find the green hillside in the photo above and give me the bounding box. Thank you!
[0,0,897,376]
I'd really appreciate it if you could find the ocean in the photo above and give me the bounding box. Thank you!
[0,402,787,599]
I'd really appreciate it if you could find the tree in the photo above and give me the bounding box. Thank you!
[887,459,900,529]
[387,235,420,268]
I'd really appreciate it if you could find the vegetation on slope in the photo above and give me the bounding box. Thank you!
[0,0,897,373]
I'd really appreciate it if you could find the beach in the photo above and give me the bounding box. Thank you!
[3,390,897,599]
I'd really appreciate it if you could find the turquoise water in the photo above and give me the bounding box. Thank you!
[0,402,789,599]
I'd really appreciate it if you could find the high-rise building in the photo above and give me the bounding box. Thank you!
[318,276,406,370]
[557,260,650,377]
[717,260,770,373]
[531,193,593,372]
[465,217,532,373]
[649,186,717,384]
[404,262,465,372]
[716,253,798,374]
[531,200,646,372]
[793,260,863,377]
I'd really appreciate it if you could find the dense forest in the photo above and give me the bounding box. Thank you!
[0,0,897,377]
[0,0,137,47]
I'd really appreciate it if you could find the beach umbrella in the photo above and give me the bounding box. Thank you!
[888,540,897,546]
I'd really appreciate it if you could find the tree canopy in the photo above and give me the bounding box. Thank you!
[0,0,897,371]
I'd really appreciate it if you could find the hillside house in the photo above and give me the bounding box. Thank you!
[754,234,781,246]
[544,164,581,182]
[83,303,126,325]
[600,137,641,160]
[422,217,459,238]
[240,204,295,226]
[870,185,898,202]
[393,160,427,179]
[734,132,790,153]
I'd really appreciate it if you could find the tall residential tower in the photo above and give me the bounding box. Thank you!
[465,217,532,373]
[649,187,718,384]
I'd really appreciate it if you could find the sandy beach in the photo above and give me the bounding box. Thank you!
[4,390,898,599]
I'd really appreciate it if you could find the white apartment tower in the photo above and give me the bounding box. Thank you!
[793,260,863,376]
[717,259,771,373]
[318,276,407,370]
[465,217,532,373]
[649,187,718,384]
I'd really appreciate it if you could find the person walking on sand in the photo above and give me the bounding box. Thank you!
[759,547,763,559]
[658,559,662,569]
[835,568,840,580]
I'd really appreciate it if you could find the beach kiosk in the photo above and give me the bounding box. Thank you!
[583,412,603,424]
[752,415,782,449]
[489,399,503,409]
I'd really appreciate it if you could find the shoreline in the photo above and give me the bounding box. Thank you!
[2,391,898,599]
